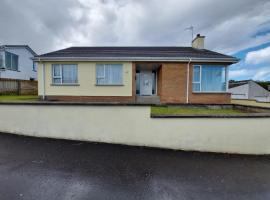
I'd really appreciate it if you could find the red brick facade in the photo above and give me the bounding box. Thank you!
[157,63,187,103]
[157,63,230,104]
[44,95,135,102]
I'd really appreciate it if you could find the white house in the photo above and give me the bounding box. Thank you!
[229,80,270,102]
[0,45,37,80]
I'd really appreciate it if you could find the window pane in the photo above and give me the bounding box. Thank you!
[96,64,123,85]
[193,66,200,82]
[0,51,3,67]
[136,72,140,94]
[12,54,18,70]
[33,62,37,71]
[62,64,77,83]
[5,52,11,69]
[96,64,104,77]
[152,72,156,94]
[96,64,105,84]
[53,78,61,84]
[193,83,200,92]
[109,64,122,84]
[201,66,226,92]
[53,65,61,76]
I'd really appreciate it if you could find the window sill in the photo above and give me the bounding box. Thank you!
[192,92,229,94]
[6,69,20,72]
[95,84,124,86]
[51,83,80,86]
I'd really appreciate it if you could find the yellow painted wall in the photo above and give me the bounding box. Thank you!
[38,62,133,96]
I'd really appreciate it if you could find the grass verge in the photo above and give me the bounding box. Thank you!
[151,106,245,115]
[0,95,39,102]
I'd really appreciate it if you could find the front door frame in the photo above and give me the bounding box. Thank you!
[136,70,157,96]
[140,70,152,96]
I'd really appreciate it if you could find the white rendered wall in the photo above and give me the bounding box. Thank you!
[0,105,269,155]
[229,84,249,99]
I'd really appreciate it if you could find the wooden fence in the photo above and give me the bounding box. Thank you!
[0,78,37,95]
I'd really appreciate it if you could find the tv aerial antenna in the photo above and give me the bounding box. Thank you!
[185,26,194,44]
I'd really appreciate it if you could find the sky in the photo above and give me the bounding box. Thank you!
[0,0,270,81]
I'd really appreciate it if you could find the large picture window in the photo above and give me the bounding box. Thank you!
[96,64,123,85]
[192,65,227,92]
[52,64,78,84]
[5,51,18,71]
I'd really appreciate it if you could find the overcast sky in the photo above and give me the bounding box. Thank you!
[1,0,270,80]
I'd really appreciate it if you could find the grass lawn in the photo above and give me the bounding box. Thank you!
[151,106,245,115]
[0,95,39,102]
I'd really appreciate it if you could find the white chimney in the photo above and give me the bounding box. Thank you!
[192,34,205,49]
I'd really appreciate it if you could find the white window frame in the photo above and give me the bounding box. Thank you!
[0,51,4,68]
[96,64,123,85]
[96,64,106,83]
[192,65,228,93]
[5,51,19,71]
[192,65,202,92]
[52,64,78,85]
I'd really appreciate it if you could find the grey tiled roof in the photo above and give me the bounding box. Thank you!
[37,46,238,62]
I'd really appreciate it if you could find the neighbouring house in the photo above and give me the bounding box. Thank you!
[34,34,238,104]
[0,45,37,80]
[229,80,270,102]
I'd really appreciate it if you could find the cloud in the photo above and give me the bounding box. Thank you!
[229,67,270,81]
[0,0,270,55]
[229,69,251,79]
[245,46,270,64]
[252,67,270,80]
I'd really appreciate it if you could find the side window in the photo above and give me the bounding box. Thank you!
[33,62,37,72]
[5,51,18,71]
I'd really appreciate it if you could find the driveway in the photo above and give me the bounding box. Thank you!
[0,133,269,200]
[232,99,270,108]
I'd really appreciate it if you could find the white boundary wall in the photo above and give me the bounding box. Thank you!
[0,104,270,155]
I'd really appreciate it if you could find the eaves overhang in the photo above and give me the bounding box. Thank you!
[33,56,240,64]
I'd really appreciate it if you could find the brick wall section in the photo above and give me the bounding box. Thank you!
[188,93,231,104]
[188,64,231,104]
[157,63,231,104]
[158,63,187,103]
[44,96,134,102]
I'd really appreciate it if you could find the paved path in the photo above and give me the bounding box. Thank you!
[0,133,269,200]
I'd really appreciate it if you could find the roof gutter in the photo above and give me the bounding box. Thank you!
[33,56,239,63]
[41,59,46,100]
